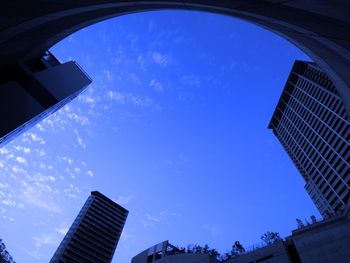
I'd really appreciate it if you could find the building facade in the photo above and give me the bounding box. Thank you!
[50,191,128,263]
[269,60,350,217]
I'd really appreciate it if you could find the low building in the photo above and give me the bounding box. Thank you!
[289,202,350,263]
[225,240,293,263]
[226,203,350,263]
[131,241,219,263]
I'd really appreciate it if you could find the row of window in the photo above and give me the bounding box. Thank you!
[301,65,338,94]
[292,85,349,138]
[281,97,350,175]
[274,113,344,211]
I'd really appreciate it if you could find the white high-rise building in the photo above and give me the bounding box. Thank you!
[269,60,350,217]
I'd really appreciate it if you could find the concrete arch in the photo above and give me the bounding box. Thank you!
[1,1,350,143]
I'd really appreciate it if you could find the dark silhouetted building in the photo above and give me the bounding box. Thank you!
[0,239,16,263]
[0,51,91,147]
[269,60,350,217]
[50,191,128,263]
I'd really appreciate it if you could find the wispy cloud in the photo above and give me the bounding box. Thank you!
[150,79,164,93]
[107,91,126,104]
[106,91,156,108]
[20,184,61,213]
[114,195,133,205]
[142,213,161,228]
[74,129,86,149]
[86,170,94,177]
[141,210,179,228]
[151,51,169,67]
[180,74,201,88]
[34,233,59,248]
[55,224,70,236]
[15,156,27,164]
[103,69,113,81]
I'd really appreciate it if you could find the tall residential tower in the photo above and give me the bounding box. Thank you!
[269,60,350,218]
[50,191,128,263]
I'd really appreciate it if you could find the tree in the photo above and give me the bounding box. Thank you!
[296,218,304,228]
[261,231,281,245]
[231,241,245,255]
[310,215,317,224]
[203,244,210,254]
[192,244,203,254]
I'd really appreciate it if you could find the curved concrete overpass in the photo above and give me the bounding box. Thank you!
[1,1,350,143]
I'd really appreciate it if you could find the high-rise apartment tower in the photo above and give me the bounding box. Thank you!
[269,60,350,218]
[50,191,128,263]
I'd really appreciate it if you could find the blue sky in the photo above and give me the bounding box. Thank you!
[0,10,319,262]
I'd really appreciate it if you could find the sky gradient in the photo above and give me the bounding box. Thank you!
[0,10,320,262]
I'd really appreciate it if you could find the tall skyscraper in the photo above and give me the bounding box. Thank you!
[50,191,128,263]
[269,60,350,218]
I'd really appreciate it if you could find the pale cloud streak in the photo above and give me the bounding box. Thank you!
[180,74,201,88]
[150,79,164,93]
[114,195,133,205]
[151,51,169,67]
[142,213,161,228]
[106,90,155,108]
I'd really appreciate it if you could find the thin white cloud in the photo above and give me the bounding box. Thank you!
[11,165,26,175]
[20,185,62,213]
[1,199,16,207]
[103,69,113,81]
[106,91,155,108]
[86,170,94,177]
[33,233,60,249]
[0,147,9,155]
[127,73,141,85]
[63,184,81,199]
[180,74,201,88]
[79,94,96,105]
[115,195,132,205]
[120,230,133,241]
[36,149,46,157]
[15,156,27,164]
[107,91,125,104]
[28,132,46,145]
[142,213,161,228]
[67,112,90,126]
[137,55,146,70]
[74,129,86,149]
[151,51,169,67]
[150,79,164,93]
[55,226,69,236]
[129,95,153,108]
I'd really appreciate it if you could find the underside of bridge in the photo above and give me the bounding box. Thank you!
[1,0,350,145]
